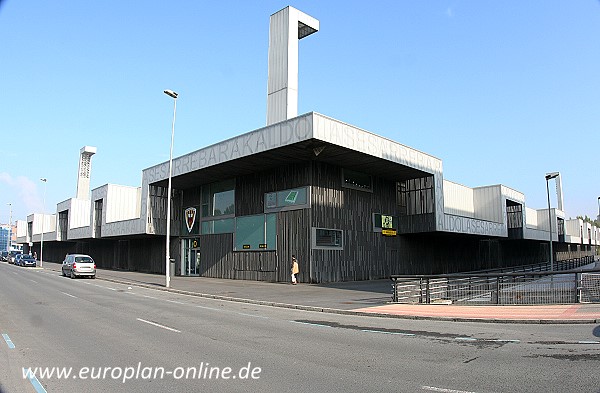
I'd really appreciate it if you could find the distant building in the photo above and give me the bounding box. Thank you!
[16,6,598,282]
[0,225,9,252]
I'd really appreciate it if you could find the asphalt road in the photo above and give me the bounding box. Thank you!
[1,261,599,393]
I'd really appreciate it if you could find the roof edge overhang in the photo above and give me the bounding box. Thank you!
[143,112,443,188]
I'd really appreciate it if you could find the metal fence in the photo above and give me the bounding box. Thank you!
[391,256,600,305]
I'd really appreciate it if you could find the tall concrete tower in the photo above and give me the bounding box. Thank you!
[266,6,319,126]
[76,146,97,200]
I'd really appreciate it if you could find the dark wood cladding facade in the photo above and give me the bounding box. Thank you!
[311,161,402,282]
[176,162,311,282]
[35,156,596,283]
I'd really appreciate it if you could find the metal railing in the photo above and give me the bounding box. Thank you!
[391,256,599,305]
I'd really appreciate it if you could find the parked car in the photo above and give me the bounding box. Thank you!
[0,251,8,261]
[62,254,96,279]
[13,254,23,266]
[17,254,37,267]
[8,251,20,264]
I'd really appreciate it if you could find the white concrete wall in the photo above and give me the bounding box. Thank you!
[443,181,474,217]
[16,220,27,242]
[473,185,502,223]
[105,184,141,223]
[70,198,91,229]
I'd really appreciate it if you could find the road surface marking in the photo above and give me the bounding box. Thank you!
[165,299,187,305]
[361,329,415,336]
[2,333,15,349]
[26,371,48,393]
[94,284,116,291]
[485,339,520,343]
[136,318,181,333]
[289,321,332,328]
[237,312,269,319]
[577,341,600,344]
[194,305,221,311]
[60,292,78,299]
[29,279,38,284]
[422,386,479,393]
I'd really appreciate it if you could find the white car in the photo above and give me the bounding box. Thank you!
[62,254,96,279]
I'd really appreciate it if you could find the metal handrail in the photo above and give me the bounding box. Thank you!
[391,256,598,305]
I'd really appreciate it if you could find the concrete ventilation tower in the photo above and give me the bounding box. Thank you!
[76,146,97,199]
[266,6,319,126]
[555,174,564,211]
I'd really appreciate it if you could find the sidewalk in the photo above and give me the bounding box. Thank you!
[41,261,600,324]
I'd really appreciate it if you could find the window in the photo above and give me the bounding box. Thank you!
[213,190,235,216]
[264,186,310,212]
[312,228,343,249]
[234,214,276,251]
[343,169,372,191]
[59,210,68,240]
[201,179,235,218]
[201,218,234,235]
[397,176,434,215]
[506,202,523,229]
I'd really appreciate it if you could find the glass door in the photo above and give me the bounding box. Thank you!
[181,239,200,276]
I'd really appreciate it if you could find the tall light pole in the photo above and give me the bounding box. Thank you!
[545,172,559,271]
[40,178,47,268]
[6,203,11,252]
[164,89,178,288]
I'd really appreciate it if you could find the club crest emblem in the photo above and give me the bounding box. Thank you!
[185,207,197,233]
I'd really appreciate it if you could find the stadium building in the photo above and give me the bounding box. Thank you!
[17,6,598,282]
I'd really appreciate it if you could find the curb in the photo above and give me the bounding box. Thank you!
[91,277,600,325]
[42,266,600,325]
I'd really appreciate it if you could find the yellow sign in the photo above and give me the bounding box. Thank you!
[382,229,397,236]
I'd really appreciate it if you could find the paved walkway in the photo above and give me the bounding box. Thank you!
[40,261,600,324]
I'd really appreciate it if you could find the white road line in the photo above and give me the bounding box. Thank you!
[577,341,600,344]
[486,339,520,343]
[136,318,181,333]
[60,292,78,299]
[143,295,158,300]
[165,299,187,305]
[237,312,269,319]
[361,329,415,336]
[289,321,332,328]
[29,279,38,284]
[194,305,221,311]
[94,284,116,291]
[422,386,479,393]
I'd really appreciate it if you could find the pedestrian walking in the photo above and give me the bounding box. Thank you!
[291,255,299,284]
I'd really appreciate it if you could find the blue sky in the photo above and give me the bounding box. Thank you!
[1,1,599,224]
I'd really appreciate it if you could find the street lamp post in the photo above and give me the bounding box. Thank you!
[545,172,559,271]
[40,178,47,268]
[164,89,178,288]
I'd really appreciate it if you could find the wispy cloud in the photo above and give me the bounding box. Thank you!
[446,7,454,18]
[0,173,43,214]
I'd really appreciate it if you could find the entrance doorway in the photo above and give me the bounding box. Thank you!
[182,238,200,276]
